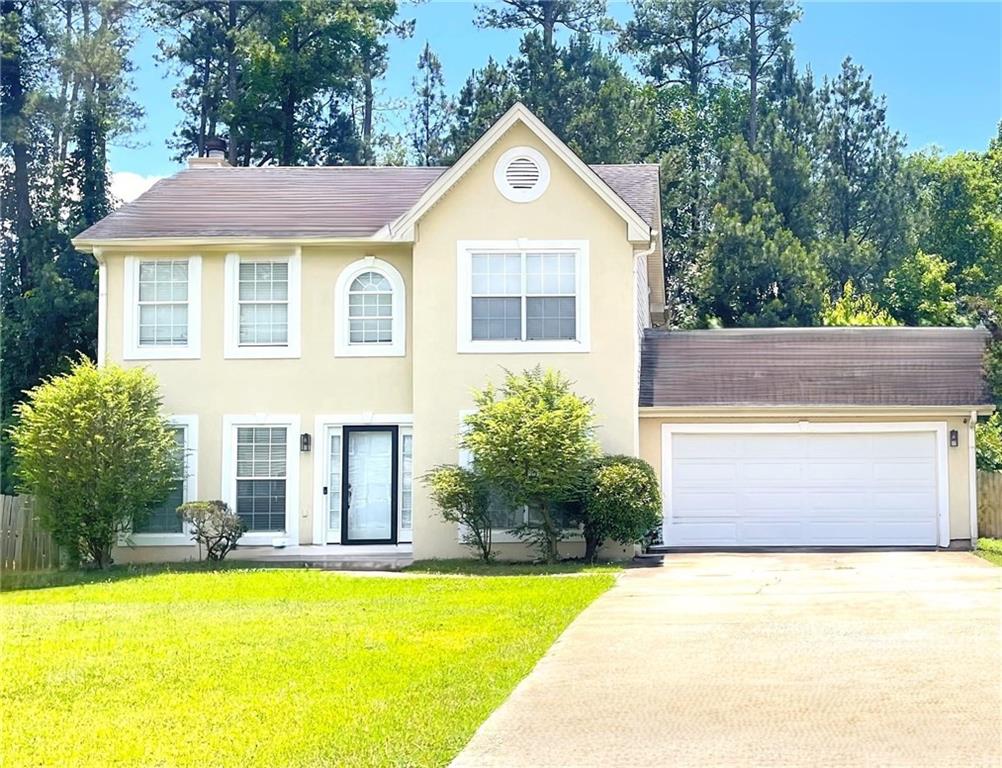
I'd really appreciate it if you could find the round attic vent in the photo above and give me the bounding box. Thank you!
[494,146,550,202]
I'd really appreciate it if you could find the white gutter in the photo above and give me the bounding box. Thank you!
[969,409,979,547]
[95,248,107,367]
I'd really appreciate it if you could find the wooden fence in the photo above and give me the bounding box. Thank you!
[1,495,59,572]
[978,471,1002,539]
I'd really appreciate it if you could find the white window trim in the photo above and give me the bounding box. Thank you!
[659,422,951,548]
[123,256,202,360]
[222,414,301,546]
[398,426,414,544]
[224,249,302,359]
[125,415,199,546]
[494,146,551,203]
[311,414,414,545]
[456,409,582,543]
[334,257,406,357]
[456,239,590,354]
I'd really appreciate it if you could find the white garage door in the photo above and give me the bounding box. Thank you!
[662,425,946,547]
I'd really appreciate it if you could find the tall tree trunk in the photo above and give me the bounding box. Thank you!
[747,0,759,148]
[198,55,210,155]
[362,70,374,164]
[2,0,33,287]
[225,0,238,164]
[542,2,556,47]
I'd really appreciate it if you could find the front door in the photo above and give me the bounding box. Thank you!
[342,426,398,544]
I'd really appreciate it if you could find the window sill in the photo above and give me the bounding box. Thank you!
[457,339,590,354]
[123,346,200,361]
[121,533,192,547]
[224,344,301,360]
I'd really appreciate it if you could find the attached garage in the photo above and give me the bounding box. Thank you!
[638,328,994,549]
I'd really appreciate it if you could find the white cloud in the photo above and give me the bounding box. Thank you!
[111,171,162,204]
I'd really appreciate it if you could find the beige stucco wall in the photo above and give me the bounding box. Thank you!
[410,122,640,560]
[639,411,976,544]
[103,243,414,561]
[103,121,646,563]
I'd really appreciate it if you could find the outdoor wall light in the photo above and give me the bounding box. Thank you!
[300,432,312,452]
[949,429,959,448]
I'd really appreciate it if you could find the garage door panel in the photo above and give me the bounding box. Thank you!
[672,461,738,484]
[663,427,942,547]
[803,462,873,484]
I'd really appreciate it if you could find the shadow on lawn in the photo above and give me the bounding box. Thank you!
[0,560,281,593]
[404,559,625,576]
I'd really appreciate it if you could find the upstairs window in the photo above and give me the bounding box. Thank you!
[224,251,301,359]
[335,257,406,357]
[458,241,589,353]
[123,256,201,359]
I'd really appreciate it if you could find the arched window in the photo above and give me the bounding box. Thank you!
[335,258,406,357]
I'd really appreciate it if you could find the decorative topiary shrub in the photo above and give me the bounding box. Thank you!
[580,455,662,562]
[178,500,245,561]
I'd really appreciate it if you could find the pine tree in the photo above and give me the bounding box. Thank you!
[474,0,612,47]
[408,42,452,166]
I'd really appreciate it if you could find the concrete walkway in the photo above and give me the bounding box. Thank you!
[451,552,1002,768]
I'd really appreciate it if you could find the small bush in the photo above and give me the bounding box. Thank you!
[580,455,662,562]
[423,465,494,561]
[178,500,244,561]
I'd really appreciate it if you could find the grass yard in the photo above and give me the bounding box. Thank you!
[0,567,615,767]
[975,537,1002,566]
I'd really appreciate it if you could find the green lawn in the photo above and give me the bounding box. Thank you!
[975,537,1002,566]
[0,567,615,767]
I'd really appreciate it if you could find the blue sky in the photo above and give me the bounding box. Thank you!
[108,1,1001,197]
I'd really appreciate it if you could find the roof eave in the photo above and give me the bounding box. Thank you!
[638,404,997,417]
[71,233,410,252]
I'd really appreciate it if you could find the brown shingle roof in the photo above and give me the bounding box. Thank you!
[75,164,660,241]
[639,327,993,408]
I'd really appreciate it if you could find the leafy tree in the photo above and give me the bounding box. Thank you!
[462,368,598,563]
[722,0,800,148]
[408,42,452,165]
[697,139,826,326]
[883,251,960,326]
[816,57,913,289]
[423,465,494,561]
[977,414,1002,473]
[579,455,662,562]
[822,280,897,326]
[9,359,182,568]
[475,0,612,47]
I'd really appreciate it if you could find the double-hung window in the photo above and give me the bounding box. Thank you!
[129,415,198,545]
[222,415,300,545]
[224,251,301,358]
[123,256,201,359]
[458,241,589,353]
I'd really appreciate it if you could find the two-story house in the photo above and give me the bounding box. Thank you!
[74,103,993,562]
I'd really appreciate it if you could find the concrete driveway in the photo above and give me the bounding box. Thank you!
[452,552,1002,768]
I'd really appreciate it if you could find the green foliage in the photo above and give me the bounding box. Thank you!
[463,367,598,562]
[423,465,494,561]
[579,455,662,562]
[9,359,181,568]
[883,250,961,326]
[408,42,452,166]
[474,0,613,46]
[976,413,1002,473]
[178,500,245,561]
[697,139,827,326]
[822,280,898,326]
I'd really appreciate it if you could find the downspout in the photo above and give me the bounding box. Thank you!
[95,248,107,367]
[968,409,978,548]
[633,244,656,459]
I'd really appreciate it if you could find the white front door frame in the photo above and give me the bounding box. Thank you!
[660,421,951,547]
[312,413,413,545]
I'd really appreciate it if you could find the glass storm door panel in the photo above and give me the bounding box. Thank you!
[326,430,343,542]
[344,427,396,543]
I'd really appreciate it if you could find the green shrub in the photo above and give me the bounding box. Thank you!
[976,413,1002,472]
[423,465,494,561]
[9,358,180,568]
[580,455,662,562]
[178,500,245,561]
[462,367,598,563]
